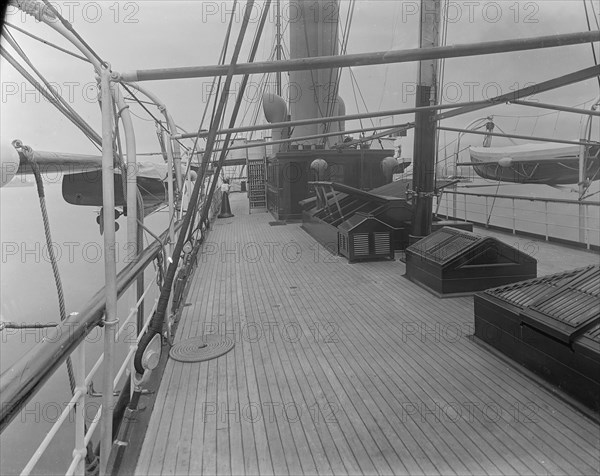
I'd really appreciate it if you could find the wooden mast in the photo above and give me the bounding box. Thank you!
[411,0,441,238]
[275,0,282,96]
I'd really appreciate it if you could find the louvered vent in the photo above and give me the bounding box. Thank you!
[353,234,370,255]
[374,232,390,255]
[339,234,348,252]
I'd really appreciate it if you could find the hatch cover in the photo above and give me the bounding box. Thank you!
[520,265,599,343]
[484,265,600,343]
[484,267,583,307]
[408,227,480,264]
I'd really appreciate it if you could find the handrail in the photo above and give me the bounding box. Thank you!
[20,276,159,476]
[443,189,600,206]
[0,227,169,433]
[437,188,599,249]
[65,295,160,476]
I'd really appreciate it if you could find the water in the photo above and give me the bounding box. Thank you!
[0,180,168,475]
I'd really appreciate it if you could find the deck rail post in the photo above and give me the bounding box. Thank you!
[74,339,86,476]
[164,129,176,256]
[544,201,549,241]
[586,203,590,249]
[485,196,489,227]
[512,198,516,234]
[99,65,119,476]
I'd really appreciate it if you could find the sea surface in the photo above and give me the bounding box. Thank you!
[0,180,168,475]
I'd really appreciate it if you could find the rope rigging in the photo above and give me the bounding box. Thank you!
[582,0,600,91]
[181,0,240,244]
[321,0,355,144]
[134,0,260,375]
[39,0,107,67]
[4,22,91,63]
[10,139,100,473]
[0,33,102,151]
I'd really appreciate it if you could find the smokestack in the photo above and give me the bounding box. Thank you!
[289,0,341,148]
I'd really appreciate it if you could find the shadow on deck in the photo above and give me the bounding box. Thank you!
[134,193,599,476]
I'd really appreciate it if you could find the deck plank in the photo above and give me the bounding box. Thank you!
[135,193,600,476]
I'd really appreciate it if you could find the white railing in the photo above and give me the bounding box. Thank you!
[12,186,224,476]
[21,270,161,476]
[437,189,600,249]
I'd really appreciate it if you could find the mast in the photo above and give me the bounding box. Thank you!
[275,0,282,96]
[411,0,441,238]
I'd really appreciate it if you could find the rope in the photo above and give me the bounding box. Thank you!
[134,0,258,375]
[582,0,600,91]
[39,0,107,67]
[17,143,76,393]
[119,83,191,152]
[0,41,102,151]
[322,0,355,144]
[589,0,600,29]
[0,322,58,331]
[486,178,504,226]
[15,141,101,472]
[4,22,90,63]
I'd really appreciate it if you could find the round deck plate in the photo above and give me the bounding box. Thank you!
[169,335,234,363]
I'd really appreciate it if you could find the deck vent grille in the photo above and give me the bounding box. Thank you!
[353,234,370,255]
[337,212,394,262]
[409,228,479,264]
[374,233,391,254]
[484,267,583,307]
[520,266,600,342]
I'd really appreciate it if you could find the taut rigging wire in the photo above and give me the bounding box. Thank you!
[134,0,257,374]
[582,0,600,91]
[4,22,90,63]
[0,44,102,151]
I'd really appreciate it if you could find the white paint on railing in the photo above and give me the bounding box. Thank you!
[437,190,599,247]
[21,269,160,476]
[20,390,83,476]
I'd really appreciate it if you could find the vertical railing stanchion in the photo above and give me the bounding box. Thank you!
[74,340,86,476]
[100,66,119,476]
[164,130,176,256]
[586,203,590,250]
[485,196,488,227]
[445,192,449,219]
[110,81,140,337]
[544,201,549,241]
[129,306,138,399]
[463,194,467,222]
[452,184,457,218]
[512,198,516,234]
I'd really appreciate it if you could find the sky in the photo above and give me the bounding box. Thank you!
[1,0,599,167]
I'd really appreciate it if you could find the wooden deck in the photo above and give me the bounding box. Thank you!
[135,193,600,476]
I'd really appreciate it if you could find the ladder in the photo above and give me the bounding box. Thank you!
[247,157,267,213]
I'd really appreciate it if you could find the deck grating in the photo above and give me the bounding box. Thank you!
[135,193,600,476]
